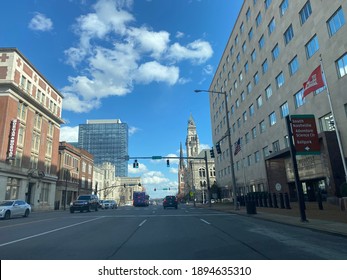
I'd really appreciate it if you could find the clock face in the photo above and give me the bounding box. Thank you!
[275,183,282,191]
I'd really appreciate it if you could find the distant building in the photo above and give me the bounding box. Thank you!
[56,142,94,210]
[78,119,128,177]
[181,115,216,202]
[0,48,64,211]
[209,0,347,201]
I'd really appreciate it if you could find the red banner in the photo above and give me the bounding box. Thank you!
[302,65,325,99]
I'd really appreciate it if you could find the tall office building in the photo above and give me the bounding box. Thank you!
[209,0,347,201]
[78,119,128,177]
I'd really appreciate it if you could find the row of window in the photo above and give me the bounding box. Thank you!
[19,74,61,117]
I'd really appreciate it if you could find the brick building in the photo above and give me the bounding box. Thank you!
[0,48,64,210]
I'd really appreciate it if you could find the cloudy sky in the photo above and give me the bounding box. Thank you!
[2,0,243,198]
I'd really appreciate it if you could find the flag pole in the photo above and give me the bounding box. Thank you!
[320,55,347,183]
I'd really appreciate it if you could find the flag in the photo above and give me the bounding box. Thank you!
[302,65,325,99]
[234,138,241,156]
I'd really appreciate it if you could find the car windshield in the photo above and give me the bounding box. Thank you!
[78,196,91,200]
[0,201,14,206]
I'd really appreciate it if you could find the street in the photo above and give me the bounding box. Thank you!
[1,204,347,260]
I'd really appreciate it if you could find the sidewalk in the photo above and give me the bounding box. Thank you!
[200,201,347,237]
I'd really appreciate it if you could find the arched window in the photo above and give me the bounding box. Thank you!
[199,168,206,178]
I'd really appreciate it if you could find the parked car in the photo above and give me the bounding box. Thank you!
[163,195,178,209]
[70,194,99,213]
[0,200,31,219]
[101,200,117,209]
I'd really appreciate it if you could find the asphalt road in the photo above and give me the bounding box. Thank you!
[1,204,347,260]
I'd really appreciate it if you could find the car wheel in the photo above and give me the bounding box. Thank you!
[87,205,91,212]
[4,211,11,220]
[70,208,75,213]
[23,209,30,217]
[95,205,98,211]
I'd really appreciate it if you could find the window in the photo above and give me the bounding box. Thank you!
[234,80,238,89]
[254,72,259,85]
[236,98,240,108]
[294,88,306,108]
[263,146,270,157]
[280,102,289,118]
[284,25,294,45]
[265,0,272,10]
[235,35,239,45]
[255,151,260,163]
[247,82,252,94]
[230,46,234,55]
[328,7,345,36]
[319,113,335,132]
[243,111,247,122]
[336,53,347,78]
[242,41,247,53]
[236,53,241,63]
[256,12,262,27]
[259,35,265,50]
[240,22,244,34]
[265,84,273,99]
[305,35,319,59]
[300,1,312,25]
[248,28,254,41]
[232,63,236,72]
[273,140,280,152]
[249,104,255,117]
[268,17,276,35]
[272,44,280,61]
[251,49,257,62]
[239,72,243,82]
[276,72,285,88]
[257,95,263,108]
[252,127,257,139]
[259,120,266,133]
[241,91,245,102]
[244,61,249,73]
[246,8,251,21]
[269,111,277,126]
[280,0,288,16]
[245,132,250,144]
[289,56,299,76]
[262,59,268,74]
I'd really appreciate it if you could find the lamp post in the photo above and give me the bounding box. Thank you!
[194,89,238,209]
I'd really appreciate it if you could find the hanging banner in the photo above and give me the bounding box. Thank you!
[7,119,20,159]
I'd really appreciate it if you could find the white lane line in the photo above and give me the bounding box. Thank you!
[200,219,211,225]
[0,217,104,247]
[139,219,147,227]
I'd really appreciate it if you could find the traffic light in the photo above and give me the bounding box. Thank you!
[216,142,221,154]
[210,148,215,158]
[154,188,156,191]
[133,159,139,168]
[166,159,170,167]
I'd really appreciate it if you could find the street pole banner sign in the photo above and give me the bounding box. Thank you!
[291,114,320,155]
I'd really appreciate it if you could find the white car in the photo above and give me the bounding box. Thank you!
[0,200,31,219]
[101,200,117,209]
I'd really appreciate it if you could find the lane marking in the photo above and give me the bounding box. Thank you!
[200,219,211,225]
[0,216,104,247]
[139,219,147,227]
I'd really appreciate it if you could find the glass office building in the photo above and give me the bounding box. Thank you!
[78,119,128,177]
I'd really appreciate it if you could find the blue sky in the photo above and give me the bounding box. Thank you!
[2,0,243,199]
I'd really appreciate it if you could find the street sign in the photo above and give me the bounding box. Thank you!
[151,156,162,160]
[291,114,320,155]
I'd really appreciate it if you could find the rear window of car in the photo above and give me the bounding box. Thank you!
[166,196,176,201]
[78,196,91,200]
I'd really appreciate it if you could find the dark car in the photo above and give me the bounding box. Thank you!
[70,194,99,213]
[163,195,178,209]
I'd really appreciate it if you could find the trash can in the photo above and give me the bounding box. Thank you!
[246,200,257,214]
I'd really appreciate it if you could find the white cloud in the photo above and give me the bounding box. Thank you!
[142,171,170,185]
[28,13,53,32]
[199,143,211,151]
[59,126,79,142]
[203,64,214,75]
[62,0,214,113]
[129,126,140,136]
[175,31,184,39]
[167,40,213,64]
[136,61,179,85]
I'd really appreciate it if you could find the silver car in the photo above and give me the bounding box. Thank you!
[0,200,31,219]
[101,200,117,209]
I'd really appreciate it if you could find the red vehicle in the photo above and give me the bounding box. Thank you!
[133,192,149,207]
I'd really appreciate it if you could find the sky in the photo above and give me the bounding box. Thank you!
[1,0,243,199]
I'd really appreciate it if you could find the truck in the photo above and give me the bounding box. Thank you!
[133,191,149,207]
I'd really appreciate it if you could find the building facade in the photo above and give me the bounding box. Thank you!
[209,0,347,201]
[56,142,94,210]
[0,48,64,210]
[78,119,128,177]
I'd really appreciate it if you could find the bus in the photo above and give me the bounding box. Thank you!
[133,192,149,207]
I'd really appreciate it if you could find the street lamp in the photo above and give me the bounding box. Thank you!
[194,89,238,209]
